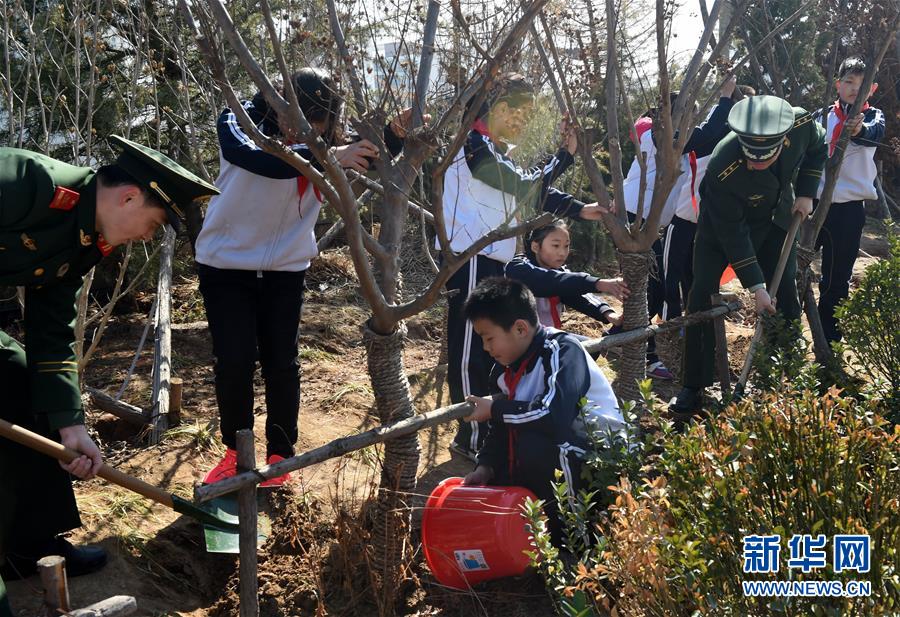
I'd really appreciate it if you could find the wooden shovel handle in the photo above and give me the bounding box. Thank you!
[0,418,174,509]
[766,211,805,296]
[736,211,806,391]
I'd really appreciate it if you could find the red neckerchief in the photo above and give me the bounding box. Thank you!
[547,297,563,328]
[285,137,323,211]
[830,100,870,156]
[297,176,323,213]
[472,119,493,139]
[503,350,537,477]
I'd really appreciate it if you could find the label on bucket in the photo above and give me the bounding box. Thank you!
[454,549,490,572]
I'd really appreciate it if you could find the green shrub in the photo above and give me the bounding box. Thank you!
[836,231,900,417]
[528,381,900,617]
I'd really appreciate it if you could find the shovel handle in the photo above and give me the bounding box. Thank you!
[735,211,805,392]
[766,211,805,297]
[0,418,174,509]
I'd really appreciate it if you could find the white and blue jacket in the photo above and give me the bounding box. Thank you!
[623,97,734,226]
[439,129,585,264]
[504,253,615,327]
[195,98,402,272]
[814,104,885,203]
[476,327,624,472]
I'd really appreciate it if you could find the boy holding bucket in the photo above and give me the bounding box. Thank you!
[461,277,626,540]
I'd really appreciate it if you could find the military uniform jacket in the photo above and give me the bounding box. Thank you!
[696,108,826,289]
[0,148,111,430]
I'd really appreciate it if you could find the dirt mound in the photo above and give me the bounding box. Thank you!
[209,491,358,617]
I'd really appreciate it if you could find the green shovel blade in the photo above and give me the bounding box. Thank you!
[199,495,269,554]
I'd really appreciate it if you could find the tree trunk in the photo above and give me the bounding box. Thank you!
[363,322,420,615]
[613,250,653,404]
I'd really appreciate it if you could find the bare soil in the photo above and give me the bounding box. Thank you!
[5,219,891,616]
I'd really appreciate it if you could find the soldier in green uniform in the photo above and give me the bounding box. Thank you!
[0,136,218,598]
[670,95,827,414]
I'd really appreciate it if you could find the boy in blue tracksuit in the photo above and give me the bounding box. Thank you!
[814,57,885,343]
[441,73,607,461]
[461,278,625,541]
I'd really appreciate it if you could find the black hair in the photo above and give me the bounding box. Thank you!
[291,67,343,145]
[463,277,538,330]
[838,57,866,80]
[465,72,535,121]
[641,91,699,120]
[525,219,569,261]
[96,164,164,209]
[250,68,344,145]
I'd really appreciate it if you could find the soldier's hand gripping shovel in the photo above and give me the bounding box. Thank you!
[0,418,247,550]
[733,211,805,400]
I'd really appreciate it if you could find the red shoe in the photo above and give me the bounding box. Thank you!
[203,448,238,484]
[260,454,292,488]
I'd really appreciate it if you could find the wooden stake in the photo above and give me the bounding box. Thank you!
[36,555,69,615]
[168,377,184,427]
[711,294,731,391]
[236,430,259,617]
[68,596,137,617]
[149,227,175,444]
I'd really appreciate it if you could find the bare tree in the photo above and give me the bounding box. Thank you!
[177,0,581,608]
[796,6,900,363]
[539,0,747,402]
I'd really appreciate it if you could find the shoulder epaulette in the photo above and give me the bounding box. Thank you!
[794,113,813,129]
[717,159,742,181]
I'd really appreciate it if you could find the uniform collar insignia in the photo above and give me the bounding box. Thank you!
[21,233,37,251]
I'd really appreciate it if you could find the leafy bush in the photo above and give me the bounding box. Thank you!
[527,381,900,617]
[836,231,900,418]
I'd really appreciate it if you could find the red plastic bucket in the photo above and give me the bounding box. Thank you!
[421,477,538,589]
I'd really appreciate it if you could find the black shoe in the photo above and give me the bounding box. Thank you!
[668,387,704,415]
[1,538,107,581]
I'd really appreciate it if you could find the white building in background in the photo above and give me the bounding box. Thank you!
[365,39,438,105]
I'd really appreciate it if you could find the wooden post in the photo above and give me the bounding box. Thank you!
[68,596,137,617]
[236,430,259,617]
[168,377,184,427]
[149,226,175,444]
[711,294,731,391]
[37,555,69,615]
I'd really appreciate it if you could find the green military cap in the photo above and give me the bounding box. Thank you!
[109,135,219,231]
[727,95,794,161]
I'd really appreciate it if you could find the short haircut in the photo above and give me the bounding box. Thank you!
[96,164,165,210]
[466,73,534,120]
[463,277,538,330]
[838,57,866,79]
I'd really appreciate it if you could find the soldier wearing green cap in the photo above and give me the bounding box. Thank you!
[0,136,218,591]
[670,95,826,414]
